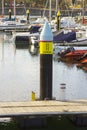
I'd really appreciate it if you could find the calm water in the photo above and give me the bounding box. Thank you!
[0,32,87,101]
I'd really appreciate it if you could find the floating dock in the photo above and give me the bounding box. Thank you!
[0,25,29,32]
[0,100,87,117]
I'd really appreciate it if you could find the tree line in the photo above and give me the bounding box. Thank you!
[0,0,87,9]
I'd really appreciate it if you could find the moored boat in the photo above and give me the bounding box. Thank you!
[77,58,87,68]
[53,26,87,46]
[58,47,87,62]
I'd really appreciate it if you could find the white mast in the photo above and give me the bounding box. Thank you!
[56,0,58,14]
[2,0,4,15]
[14,0,16,18]
[43,0,48,17]
[49,0,51,23]
[82,0,85,17]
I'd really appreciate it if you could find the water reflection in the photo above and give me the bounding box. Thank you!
[0,33,87,101]
[29,44,39,56]
[53,60,87,101]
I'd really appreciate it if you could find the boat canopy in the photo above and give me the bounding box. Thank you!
[53,31,76,43]
[29,25,41,34]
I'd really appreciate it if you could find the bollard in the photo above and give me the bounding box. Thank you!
[8,9,12,20]
[59,83,66,101]
[40,21,53,100]
[57,10,61,31]
[31,91,36,101]
[26,9,30,24]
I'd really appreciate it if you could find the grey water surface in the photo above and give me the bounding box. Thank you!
[0,32,87,102]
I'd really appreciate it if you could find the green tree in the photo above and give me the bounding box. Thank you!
[72,0,76,5]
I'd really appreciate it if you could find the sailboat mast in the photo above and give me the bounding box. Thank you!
[14,0,16,18]
[2,0,4,15]
[56,0,58,14]
[56,0,60,15]
[82,0,85,17]
[49,0,51,23]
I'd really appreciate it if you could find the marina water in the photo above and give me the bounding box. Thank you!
[0,32,87,129]
[0,32,87,101]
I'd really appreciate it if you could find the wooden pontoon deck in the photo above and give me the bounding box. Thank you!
[0,100,87,117]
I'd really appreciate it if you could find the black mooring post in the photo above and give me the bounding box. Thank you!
[57,10,61,31]
[40,55,53,100]
[26,10,30,24]
[9,9,12,20]
[40,21,53,100]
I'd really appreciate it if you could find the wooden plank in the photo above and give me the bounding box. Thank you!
[0,100,87,117]
[0,100,87,107]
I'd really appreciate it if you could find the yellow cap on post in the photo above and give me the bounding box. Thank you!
[9,9,11,13]
[26,9,30,14]
[57,10,61,16]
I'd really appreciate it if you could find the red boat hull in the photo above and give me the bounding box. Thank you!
[77,58,87,68]
[59,50,87,62]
